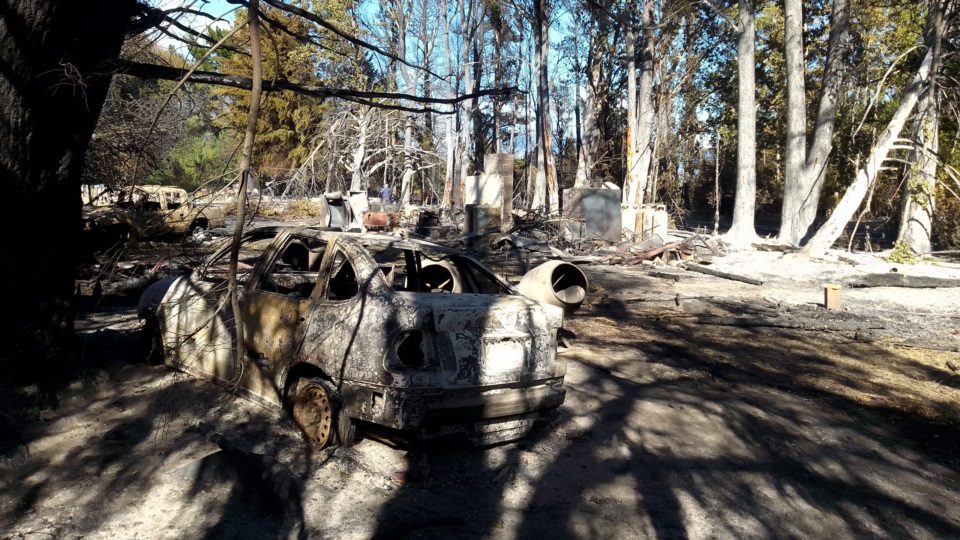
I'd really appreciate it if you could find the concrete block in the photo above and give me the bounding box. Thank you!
[464,173,505,207]
[824,284,842,310]
[484,153,515,175]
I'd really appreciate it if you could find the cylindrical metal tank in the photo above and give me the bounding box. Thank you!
[517,260,588,314]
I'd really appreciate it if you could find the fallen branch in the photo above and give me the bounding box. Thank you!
[843,273,960,288]
[684,263,764,285]
[696,316,800,329]
[648,270,682,282]
[696,316,887,332]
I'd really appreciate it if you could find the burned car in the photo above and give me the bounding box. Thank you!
[84,185,225,240]
[140,227,572,447]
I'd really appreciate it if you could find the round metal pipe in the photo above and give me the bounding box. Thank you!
[517,260,588,314]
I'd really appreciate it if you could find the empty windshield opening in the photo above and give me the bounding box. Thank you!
[360,239,510,295]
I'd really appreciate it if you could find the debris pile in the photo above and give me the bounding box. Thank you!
[76,242,202,309]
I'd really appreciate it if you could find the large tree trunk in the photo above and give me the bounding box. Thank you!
[456,0,477,208]
[779,0,850,244]
[635,0,655,203]
[395,1,417,206]
[779,0,809,244]
[624,21,639,204]
[492,7,504,154]
[579,7,607,188]
[401,118,415,205]
[470,38,484,171]
[897,93,938,254]
[648,61,671,204]
[0,1,133,383]
[349,109,371,191]
[574,70,588,188]
[623,0,655,208]
[800,50,933,257]
[727,0,759,246]
[898,0,946,254]
[533,0,557,213]
[441,0,456,208]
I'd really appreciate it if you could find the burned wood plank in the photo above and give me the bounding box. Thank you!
[684,263,764,286]
[696,316,799,329]
[647,270,682,282]
[752,243,801,253]
[696,316,887,332]
[844,273,960,288]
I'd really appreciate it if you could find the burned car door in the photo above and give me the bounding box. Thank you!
[156,231,276,395]
[299,239,392,387]
[162,189,190,234]
[240,234,328,405]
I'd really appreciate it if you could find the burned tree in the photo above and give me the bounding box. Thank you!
[0,0,138,384]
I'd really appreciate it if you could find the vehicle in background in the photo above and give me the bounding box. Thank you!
[83,185,225,241]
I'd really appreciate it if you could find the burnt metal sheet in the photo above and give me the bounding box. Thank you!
[562,187,621,242]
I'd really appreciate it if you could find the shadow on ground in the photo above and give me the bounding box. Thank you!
[3,295,960,539]
[0,327,312,539]
[365,295,960,539]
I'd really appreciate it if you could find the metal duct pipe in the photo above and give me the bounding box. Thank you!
[517,261,588,314]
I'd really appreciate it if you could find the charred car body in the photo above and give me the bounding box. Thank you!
[84,185,225,240]
[140,227,574,447]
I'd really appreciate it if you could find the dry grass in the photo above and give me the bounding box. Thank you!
[567,309,960,426]
[279,199,325,219]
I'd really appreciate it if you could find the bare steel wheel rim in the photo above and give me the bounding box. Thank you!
[294,384,333,447]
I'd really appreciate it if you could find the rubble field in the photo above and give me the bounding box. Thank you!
[3,231,960,539]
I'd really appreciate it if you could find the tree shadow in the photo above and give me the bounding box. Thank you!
[367,292,960,538]
[0,325,312,540]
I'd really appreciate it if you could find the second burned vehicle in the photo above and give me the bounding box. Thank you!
[140,227,585,447]
[84,185,225,241]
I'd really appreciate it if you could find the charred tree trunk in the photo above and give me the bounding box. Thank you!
[441,0,456,208]
[579,4,607,188]
[801,50,934,257]
[624,19,639,204]
[727,0,759,246]
[635,0,655,202]
[0,0,134,384]
[897,93,938,254]
[470,37,484,171]
[533,0,557,213]
[349,109,371,192]
[228,0,263,377]
[623,0,655,208]
[456,0,478,207]
[395,0,417,206]
[780,0,808,244]
[898,0,946,254]
[779,0,850,244]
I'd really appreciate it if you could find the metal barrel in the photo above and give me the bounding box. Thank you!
[517,260,588,314]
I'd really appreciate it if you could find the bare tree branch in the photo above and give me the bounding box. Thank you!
[228,0,264,391]
[255,0,449,82]
[162,13,248,56]
[112,59,518,113]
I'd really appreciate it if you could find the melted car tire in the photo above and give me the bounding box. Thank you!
[291,378,354,449]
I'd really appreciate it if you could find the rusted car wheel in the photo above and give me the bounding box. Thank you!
[291,378,354,449]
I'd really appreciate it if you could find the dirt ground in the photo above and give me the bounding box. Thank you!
[3,247,960,539]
